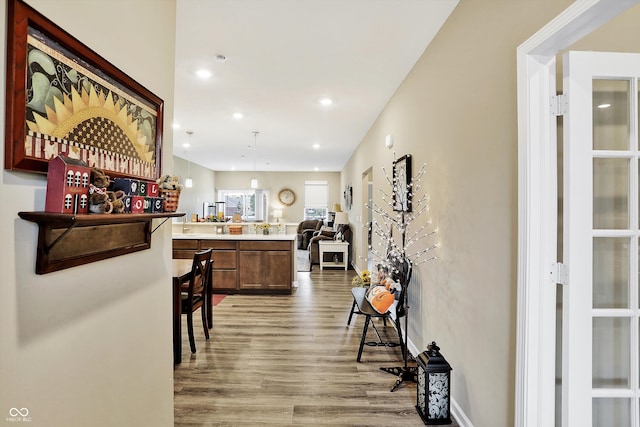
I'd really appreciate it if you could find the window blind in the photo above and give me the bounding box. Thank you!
[304,181,328,207]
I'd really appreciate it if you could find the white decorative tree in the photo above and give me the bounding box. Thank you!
[368,155,438,276]
[367,153,438,391]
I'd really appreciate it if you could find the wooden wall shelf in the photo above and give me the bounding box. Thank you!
[19,211,185,274]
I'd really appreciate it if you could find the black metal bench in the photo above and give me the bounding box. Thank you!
[349,287,403,362]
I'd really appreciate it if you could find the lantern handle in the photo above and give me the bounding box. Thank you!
[427,341,441,356]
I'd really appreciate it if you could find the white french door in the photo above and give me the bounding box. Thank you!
[563,51,640,426]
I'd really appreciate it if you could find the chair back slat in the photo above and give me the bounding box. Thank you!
[187,248,213,300]
[181,248,213,354]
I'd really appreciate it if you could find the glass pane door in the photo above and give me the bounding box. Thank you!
[563,51,640,427]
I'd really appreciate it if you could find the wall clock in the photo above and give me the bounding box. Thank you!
[278,188,296,206]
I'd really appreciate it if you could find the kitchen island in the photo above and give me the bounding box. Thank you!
[173,233,297,294]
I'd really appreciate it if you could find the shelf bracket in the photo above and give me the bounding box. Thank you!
[151,217,172,234]
[45,221,78,254]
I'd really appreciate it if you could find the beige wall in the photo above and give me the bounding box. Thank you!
[214,171,341,224]
[0,1,177,426]
[173,156,216,219]
[341,1,572,426]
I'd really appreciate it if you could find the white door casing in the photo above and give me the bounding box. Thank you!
[516,1,640,426]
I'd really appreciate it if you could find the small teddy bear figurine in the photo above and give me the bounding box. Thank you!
[88,168,129,214]
[108,190,126,214]
[157,174,184,191]
[88,168,113,214]
[88,189,113,214]
[90,167,110,189]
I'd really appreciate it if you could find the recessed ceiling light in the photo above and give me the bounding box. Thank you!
[597,103,611,109]
[196,69,212,78]
[319,98,333,106]
[182,143,190,148]
[233,112,244,119]
[312,143,320,149]
[172,123,181,129]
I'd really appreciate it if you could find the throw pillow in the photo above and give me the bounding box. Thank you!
[366,285,395,314]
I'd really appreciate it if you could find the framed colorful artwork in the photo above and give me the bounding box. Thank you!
[5,0,164,180]
[392,154,412,212]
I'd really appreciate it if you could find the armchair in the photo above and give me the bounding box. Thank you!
[296,219,323,249]
[309,224,352,267]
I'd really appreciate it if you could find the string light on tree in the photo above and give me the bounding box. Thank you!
[368,152,440,394]
[367,155,438,277]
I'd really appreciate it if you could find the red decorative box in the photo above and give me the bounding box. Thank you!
[45,155,90,214]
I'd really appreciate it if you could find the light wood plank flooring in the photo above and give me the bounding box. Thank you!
[174,268,458,426]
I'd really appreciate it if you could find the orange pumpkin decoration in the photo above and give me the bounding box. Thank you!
[366,285,395,314]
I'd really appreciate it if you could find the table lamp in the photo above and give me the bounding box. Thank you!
[273,209,283,223]
[334,211,349,241]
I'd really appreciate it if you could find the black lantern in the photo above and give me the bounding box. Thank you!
[416,341,452,425]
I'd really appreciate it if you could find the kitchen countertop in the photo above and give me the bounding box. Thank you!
[172,233,297,241]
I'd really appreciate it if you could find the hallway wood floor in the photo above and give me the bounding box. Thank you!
[174,268,457,426]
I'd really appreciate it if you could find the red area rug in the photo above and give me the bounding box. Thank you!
[212,294,226,306]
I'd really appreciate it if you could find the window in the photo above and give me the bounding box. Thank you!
[304,181,328,220]
[217,189,269,221]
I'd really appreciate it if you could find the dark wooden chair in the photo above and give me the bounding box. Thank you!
[348,259,412,363]
[181,248,213,353]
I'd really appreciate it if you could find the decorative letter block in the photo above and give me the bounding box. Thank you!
[147,182,159,197]
[131,196,145,214]
[112,178,140,196]
[151,197,164,213]
[123,196,133,213]
[138,180,148,197]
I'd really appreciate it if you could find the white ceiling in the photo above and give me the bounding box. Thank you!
[172,0,458,172]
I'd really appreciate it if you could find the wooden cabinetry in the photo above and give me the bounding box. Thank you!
[172,239,199,259]
[201,240,238,292]
[172,237,294,294]
[239,251,291,291]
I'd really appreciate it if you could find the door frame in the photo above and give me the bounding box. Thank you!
[516,0,639,425]
[361,167,373,272]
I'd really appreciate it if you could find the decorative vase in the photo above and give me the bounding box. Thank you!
[263,229,269,235]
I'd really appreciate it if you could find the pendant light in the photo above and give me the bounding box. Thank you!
[251,131,259,189]
[185,131,193,188]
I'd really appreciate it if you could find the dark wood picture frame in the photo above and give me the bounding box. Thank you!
[5,0,164,180]
[344,184,353,210]
[393,154,412,212]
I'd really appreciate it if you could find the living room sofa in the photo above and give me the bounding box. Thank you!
[296,219,323,249]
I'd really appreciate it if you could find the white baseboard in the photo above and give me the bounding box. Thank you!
[451,398,474,427]
[353,264,362,276]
